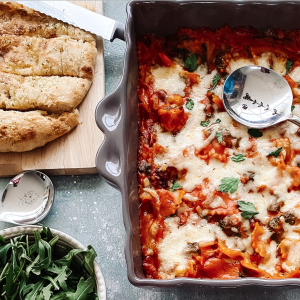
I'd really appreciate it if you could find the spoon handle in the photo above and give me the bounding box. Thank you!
[288,115,300,127]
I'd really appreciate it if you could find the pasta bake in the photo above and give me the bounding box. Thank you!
[138,25,300,279]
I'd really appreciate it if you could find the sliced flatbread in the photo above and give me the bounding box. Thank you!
[0,72,92,113]
[0,35,97,78]
[0,1,95,42]
[0,109,79,152]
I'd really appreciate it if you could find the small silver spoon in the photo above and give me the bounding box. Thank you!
[223,65,300,129]
[0,170,54,225]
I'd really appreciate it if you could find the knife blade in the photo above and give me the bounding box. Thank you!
[16,1,125,41]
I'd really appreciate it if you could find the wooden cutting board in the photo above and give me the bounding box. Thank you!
[0,1,105,177]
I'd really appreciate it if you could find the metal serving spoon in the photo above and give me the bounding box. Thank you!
[223,65,300,129]
[0,170,54,225]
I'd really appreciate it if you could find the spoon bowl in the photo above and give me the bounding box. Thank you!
[0,170,54,225]
[223,65,300,129]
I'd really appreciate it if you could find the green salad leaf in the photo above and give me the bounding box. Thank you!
[0,228,99,300]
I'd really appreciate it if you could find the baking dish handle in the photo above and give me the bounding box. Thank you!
[95,85,124,190]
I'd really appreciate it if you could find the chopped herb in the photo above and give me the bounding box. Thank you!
[269,147,283,158]
[200,120,210,127]
[170,182,182,192]
[248,128,263,138]
[0,228,98,299]
[292,105,295,112]
[185,98,194,110]
[216,118,221,124]
[218,177,240,193]
[237,201,259,220]
[286,59,293,74]
[231,153,246,162]
[210,74,221,90]
[184,53,198,72]
[223,75,228,80]
[298,163,300,168]
[216,131,223,143]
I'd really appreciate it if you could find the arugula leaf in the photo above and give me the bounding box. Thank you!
[56,249,84,267]
[237,201,259,220]
[269,147,283,158]
[0,235,5,246]
[170,182,182,192]
[247,128,263,138]
[218,177,239,193]
[286,59,293,74]
[200,120,210,127]
[24,279,45,300]
[0,244,12,267]
[184,53,198,72]
[65,277,95,300]
[216,132,223,143]
[231,153,246,162]
[216,118,221,124]
[292,105,295,112]
[185,98,194,110]
[82,246,97,277]
[211,74,221,90]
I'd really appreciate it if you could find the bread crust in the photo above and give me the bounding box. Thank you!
[0,35,97,78]
[0,72,92,113]
[0,1,98,152]
[0,109,79,152]
[0,1,95,42]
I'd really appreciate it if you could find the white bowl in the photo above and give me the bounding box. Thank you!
[0,225,106,300]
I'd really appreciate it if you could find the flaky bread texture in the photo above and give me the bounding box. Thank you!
[0,1,95,42]
[0,72,92,113]
[0,109,79,152]
[0,35,97,78]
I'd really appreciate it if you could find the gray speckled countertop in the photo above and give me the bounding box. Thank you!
[1,1,300,299]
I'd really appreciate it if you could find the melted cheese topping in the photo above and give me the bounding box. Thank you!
[151,64,186,96]
[148,54,300,279]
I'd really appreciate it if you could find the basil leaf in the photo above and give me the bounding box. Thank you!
[200,120,210,127]
[216,118,221,124]
[269,147,283,158]
[210,74,221,90]
[237,201,259,220]
[170,182,182,192]
[65,277,95,300]
[231,153,246,162]
[185,98,194,110]
[216,131,223,143]
[286,59,293,74]
[247,128,263,138]
[184,53,198,72]
[292,105,295,112]
[218,177,239,193]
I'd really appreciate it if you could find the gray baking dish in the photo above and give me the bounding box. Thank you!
[95,0,300,288]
